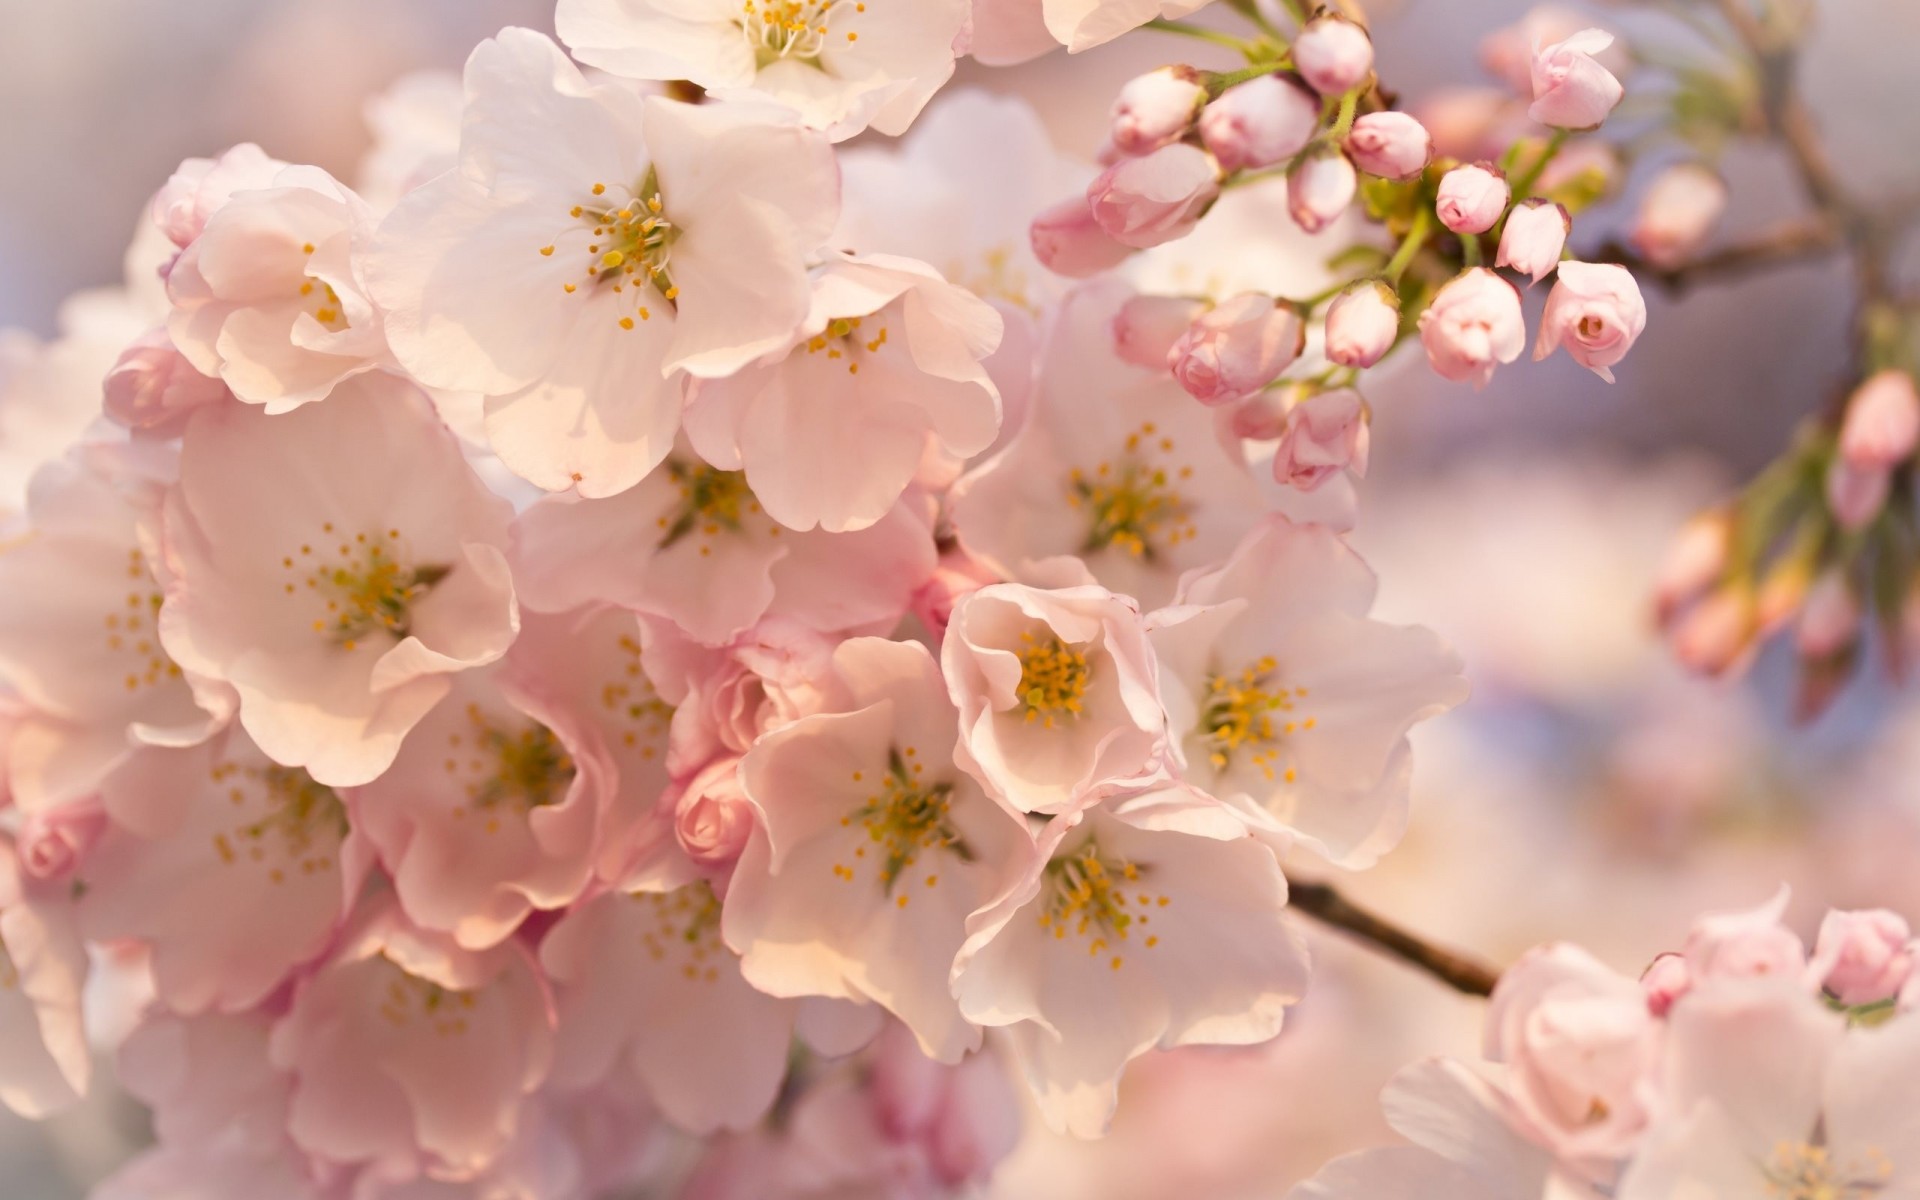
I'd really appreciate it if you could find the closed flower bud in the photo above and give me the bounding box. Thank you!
[1838,369,1920,470]
[1669,585,1756,675]
[1344,111,1432,180]
[1292,14,1374,97]
[1496,199,1570,283]
[1286,147,1358,235]
[1086,142,1220,249]
[1534,261,1646,383]
[1653,511,1732,626]
[1826,458,1891,532]
[1640,953,1691,1017]
[671,757,756,871]
[1324,280,1400,368]
[1813,909,1915,1007]
[1200,74,1321,172]
[1795,570,1860,660]
[1110,67,1207,156]
[1417,267,1525,388]
[1168,293,1306,405]
[1030,195,1133,278]
[1528,29,1625,130]
[1435,163,1510,235]
[1274,389,1369,490]
[1629,163,1727,270]
[1112,294,1207,371]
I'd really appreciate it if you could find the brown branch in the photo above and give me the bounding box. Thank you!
[1599,218,1843,294]
[1289,882,1501,998]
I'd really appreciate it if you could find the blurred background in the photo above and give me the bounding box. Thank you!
[2,0,1917,1195]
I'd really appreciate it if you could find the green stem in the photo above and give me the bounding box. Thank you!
[1207,62,1282,96]
[1225,0,1288,38]
[1300,278,1354,310]
[1385,209,1433,284]
[1328,88,1361,141]
[1144,18,1256,53]
[1507,128,1569,201]
[1460,234,1483,268]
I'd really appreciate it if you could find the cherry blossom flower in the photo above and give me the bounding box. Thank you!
[724,637,1031,1061]
[366,28,838,496]
[684,253,1003,533]
[943,581,1166,815]
[158,372,518,788]
[951,793,1309,1137]
[1148,518,1466,866]
[556,0,970,140]
[0,837,90,1118]
[968,0,1211,60]
[949,283,1268,609]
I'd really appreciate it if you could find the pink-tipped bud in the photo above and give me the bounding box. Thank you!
[1168,293,1306,405]
[1483,8,1618,96]
[1640,953,1691,1017]
[1796,570,1860,660]
[151,143,287,252]
[17,802,107,881]
[1324,280,1400,369]
[1110,67,1208,156]
[1528,29,1625,130]
[1496,199,1570,284]
[1274,388,1369,490]
[1112,294,1207,371]
[1417,267,1525,388]
[1435,163,1510,235]
[1813,910,1915,1007]
[1344,111,1432,181]
[1653,511,1732,626]
[1286,147,1358,235]
[1226,389,1292,440]
[1534,261,1646,383]
[671,757,755,871]
[104,327,231,438]
[1827,458,1891,533]
[1292,14,1374,97]
[1031,196,1133,278]
[1199,74,1321,173]
[1838,369,1920,470]
[1669,586,1756,675]
[1629,163,1727,270]
[1086,142,1220,250]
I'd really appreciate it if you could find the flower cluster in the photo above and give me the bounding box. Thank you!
[1294,890,1920,1198]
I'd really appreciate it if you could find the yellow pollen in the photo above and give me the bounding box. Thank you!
[1016,633,1090,728]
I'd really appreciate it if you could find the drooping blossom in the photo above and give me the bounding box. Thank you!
[1200,75,1321,173]
[1628,163,1726,271]
[1324,281,1400,369]
[1292,14,1374,96]
[1166,294,1306,406]
[1110,67,1206,156]
[1497,199,1570,284]
[1273,389,1370,491]
[1527,29,1625,130]
[1534,261,1646,383]
[1344,111,1432,180]
[1419,267,1526,388]
[1086,143,1220,250]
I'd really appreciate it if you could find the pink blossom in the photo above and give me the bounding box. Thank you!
[1030,195,1135,277]
[1086,143,1220,250]
[1324,281,1401,368]
[0,837,91,1118]
[1641,952,1692,1016]
[1534,260,1646,382]
[1274,389,1370,490]
[1826,458,1891,532]
[1681,887,1810,986]
[1413,86,1517,161]
[1292,14,1374,96]
[1653,511,1732,625]
[1110,67,1206,156]
[1795,570,1860,660]
[1668,585,1756,675]
[1434,163,1509,235]
[1344,111,1432,181]
[16,800,105,882]
[151,144,288,256]
[1287,148,1358,234]
[1111,293,1206,370]
[1417,268,1525,388]
[102,328,231,439]
[1199,75,1321,173]
[1482,8,1628,96]
[1629,163,1727,270]
[1528,29,1625,130]
[1812,909,1915,1006]
[1496,199,1570,283]
[670,756,756,873]
[1838,368,1920,470]
[1167,293,1306,405]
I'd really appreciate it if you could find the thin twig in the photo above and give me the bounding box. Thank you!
[1289,882,1501,997]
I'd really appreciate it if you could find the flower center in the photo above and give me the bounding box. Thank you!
[1017,633,1089,727]
[1764,1141,1894,1200]
[105,546,182,693]
[947,244,1033,313]
[603,631,673,760]
[656,458,775,554]
[1038,842,1170,971]
[833,745,974,901]
[1067,421,1198,560]
[297,243,349,331]
[444,703,576,833]
[543,170,678,329]
[208,758,347,886]
[1202,656,1312,781]
[739,0,864,63]
[805,314,890,376]
[375,958,478,1036]
[284,525,448,650]
[636,883,726,984]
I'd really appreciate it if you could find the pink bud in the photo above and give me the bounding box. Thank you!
[1226,389,1291,440]
[1640,953,1691,1017]
[1030,196,1133,278]
[1629,163,1727,270]
[1435,163,1510,235]
[1344,111,1432,180]
[1682,887,1808,985]
[1086,143,1220,250]
[1110,67,1207,156]
[1534,261,1646,383]
[1826,458,1891,532]
[1292,14,1374,96]
[1274,389,1369,490]
[151,143,287,252]
[18,802,107,881]
[1286,148,1357,234]
[1112,294,1207,371]
[1168,293,1306,405]
[1417,267,1525,388]
[1528,29,1625,130]
[1324,280,1400,368]
[1199,74,1321,173]
[671,757,756,871]
[1536,137,1621,197]
[1669,586,1756,675]
[1813,910,1915,1007]
[1414,87,1517,161]
[1653,511,1731,626]
[1495,199,1569,284]
[1795,570,1859,659]
[103,327,232,438]
[1838,369,1920,470]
